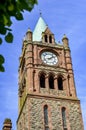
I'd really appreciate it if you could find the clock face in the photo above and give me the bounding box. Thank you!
[41,51,58,65]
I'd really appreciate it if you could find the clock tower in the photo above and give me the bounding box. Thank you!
[17,15,84,130]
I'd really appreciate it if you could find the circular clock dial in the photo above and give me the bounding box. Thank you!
[41,51,58,65]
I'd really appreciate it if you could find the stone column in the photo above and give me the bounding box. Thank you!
[34,70,39,93]
[45,74,49,91]
[68,74,76,97]
[34,45,38,65]
[62,35,77,97]
[54,75,58,90]
[26,68,33,92]
[63,77,70,96]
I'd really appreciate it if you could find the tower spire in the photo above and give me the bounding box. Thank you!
[33,14,47,41]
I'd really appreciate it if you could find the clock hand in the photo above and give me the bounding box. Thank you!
[48,57,54,60]
[48,57,52,60]
[45,55,52,60]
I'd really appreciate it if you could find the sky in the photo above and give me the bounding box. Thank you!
[0,0,86,130]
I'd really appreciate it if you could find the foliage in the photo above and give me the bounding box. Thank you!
[0,0,38,72]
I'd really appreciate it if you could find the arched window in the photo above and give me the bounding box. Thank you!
[49,35,52,43]
[44,105,49,130]
[49,75,54,89]
[45,35,48,42]
[58,77,63,90]
[62,107,67,130]
[40,74,45,88]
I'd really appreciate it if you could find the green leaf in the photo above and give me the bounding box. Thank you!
[0,38,2,44]
[7,19,12,27]
[0,64,5,72]
[0,55,5,64]
[0,55,5,72]
[5,32,13,43]
[3,15,9,26]
[15,12,23,20]
[0,26,7,35]
[2,14,12,27]
[17,0,38,12]
[8,4,14,11]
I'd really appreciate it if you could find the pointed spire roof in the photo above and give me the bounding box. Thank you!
[33,16,47,41]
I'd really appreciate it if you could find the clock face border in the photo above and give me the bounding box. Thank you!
[41,51,58,66]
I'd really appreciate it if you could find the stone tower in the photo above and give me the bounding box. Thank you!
[17,16,84,130]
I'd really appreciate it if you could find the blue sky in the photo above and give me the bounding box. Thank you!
[0,0,86,129]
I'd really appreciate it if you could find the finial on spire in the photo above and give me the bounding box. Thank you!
[27,27,32,32]
[62,34,69,47]
[39,9,42,17]
[26,27,32,41]
[62,34,68,40]
[62,34,69,41]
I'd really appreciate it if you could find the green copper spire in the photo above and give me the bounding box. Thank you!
[33,16,47,41]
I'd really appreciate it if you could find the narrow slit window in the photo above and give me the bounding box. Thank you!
[58,77,63,90]
[49,75,54,89]
[44,105,49,130]
[45,35,48,42]
[49,35,52,43]
[62,107,67,130]
[40,74,45,88]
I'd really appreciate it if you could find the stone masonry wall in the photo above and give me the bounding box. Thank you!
[17,96,84,130]
[17,98,29,130]
[29,97,83,130]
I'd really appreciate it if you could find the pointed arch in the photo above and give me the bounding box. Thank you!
[45,35,48,42]
[44,105,48,125]
[57,74,64,90]
[44,105,49,130]
[49,74,54,89]
[49,35,52,43]
[40,73,45,88]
